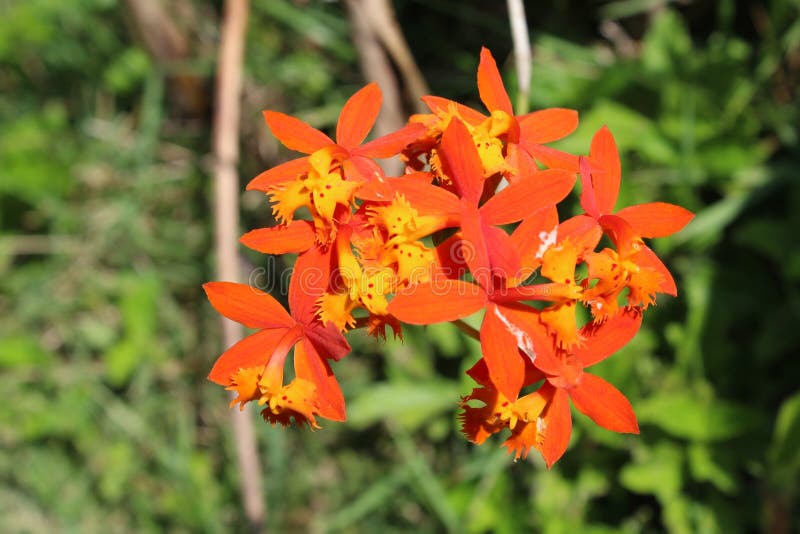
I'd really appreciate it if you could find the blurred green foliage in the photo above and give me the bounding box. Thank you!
[1,0,799,532]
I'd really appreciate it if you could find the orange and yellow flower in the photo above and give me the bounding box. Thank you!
[203,47,693,467]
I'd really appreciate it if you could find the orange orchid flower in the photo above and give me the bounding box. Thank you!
[412,47,580,178]
[244,84,424,242]
[204,247,348,427]
[577,127,694,316]
[202,47,695,468]
[461,307,642,467]
[506,208,605,350]
[387,120,581,401]
[460,357,568,468]
[247,83,423,193]
[418,118,575,284]
[388,276,581,403]
[475,47,581,175]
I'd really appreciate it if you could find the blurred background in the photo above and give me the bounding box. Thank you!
[1,0,799,532]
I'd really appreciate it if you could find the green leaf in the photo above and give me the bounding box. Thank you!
[769,391,800,475]
[641,9,693,75]
[688,443,737,493]
[95,441,138,503]
[662,496,693,534]
[346,381,459,430]
[388,424,460,532]
[0,335,53,367]
[637,393,760,441]
[105,340,139,387]
[620,443,683,499]
[319,466,410,532]
[734,218,797,265]
[673,193,751,250]
[425,322,463,357]
[0,105,73,202]
[119,275,160,341]
[103,47,150,93]
[555,100,675,166]
[693,140,771,177]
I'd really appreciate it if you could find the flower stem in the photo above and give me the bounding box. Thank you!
[451,319,480,341]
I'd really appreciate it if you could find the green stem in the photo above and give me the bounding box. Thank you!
[451,319,480,341]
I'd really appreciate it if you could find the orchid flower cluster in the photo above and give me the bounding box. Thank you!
[204,48,693,467]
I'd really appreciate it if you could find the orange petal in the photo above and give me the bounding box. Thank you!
[352,179,394,202]
[501,283,575,304]
[240,220,316,255]
[575,308,642,367]
[203,282,294,329]
[465,357,492,387]
[353,171,430,202]
[522,143,580,172]
[498,305,562,376]
[569,373,639,434]
[519,108,579,143]
[481,303,525,400]
[261,378,321,429]
[477,47,513,115]
[615,202,694,238]
[540,303,580,349]
[295,339,346,421]
[304,321,351,362]
[226,367,263,409]
[512,206,559,271]
[501,419,539,460]
[439,119,486,203]
[540,240,578,285]
[538,385,572,468]
[481,169,575,225]
[504,143,540,183]
[434,233,469,279]
[483,224,522,280]
[342,155,383,184]
[336,83,382,148]
[263,111,333,154]
[557,215,602,254]
[289,246,334,323]
[207,328,288,385]
[589,126,621,214]
[388,279,486,324]
[420,95,487,125]
[634,244,678,296]
[357,122,425,158]
[382,175,461,215]
[459,204,492,283]
[598,214,639,256]
[459,379,506,444]
[246,157,309,192]
[578,155,601,218]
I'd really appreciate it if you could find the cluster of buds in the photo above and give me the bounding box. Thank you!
[204,48,693,467]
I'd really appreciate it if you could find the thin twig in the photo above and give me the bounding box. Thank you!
[124,0,189,62]
[344,0,403,135]
[506,0,531,114]
[213,1,266,532]
[344,0,405,173]
[362,0,430,109]
[0,235,77,255]
[599,19,638,58]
